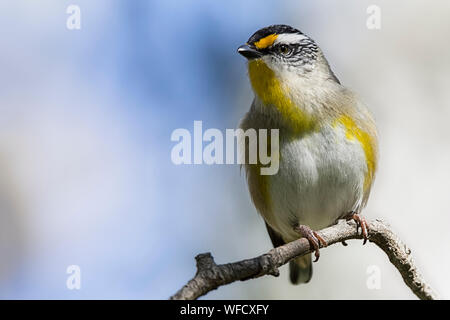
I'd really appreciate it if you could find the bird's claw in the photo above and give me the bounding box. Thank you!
[345,212,369,244]
[294,225,327,262]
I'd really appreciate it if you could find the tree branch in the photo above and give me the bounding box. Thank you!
[170,219,438,300]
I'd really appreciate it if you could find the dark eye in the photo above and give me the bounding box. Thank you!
[278,44,291,56]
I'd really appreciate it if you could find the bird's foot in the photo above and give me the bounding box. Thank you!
[345,211,369,245]
[294,225,327,262]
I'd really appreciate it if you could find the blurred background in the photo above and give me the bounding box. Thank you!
[0,0,449,299]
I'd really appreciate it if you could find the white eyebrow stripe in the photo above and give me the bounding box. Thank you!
[274,33,308,45]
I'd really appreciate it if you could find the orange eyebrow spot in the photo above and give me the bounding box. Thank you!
[254,34,278,49]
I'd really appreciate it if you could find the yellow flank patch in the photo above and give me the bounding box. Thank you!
[248,59,317,134]
[249,161,272,212]
[247,132,278,213]
[253,34,278,49]
[335,115,376,191]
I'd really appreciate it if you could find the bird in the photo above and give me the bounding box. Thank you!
[237,24,378,284]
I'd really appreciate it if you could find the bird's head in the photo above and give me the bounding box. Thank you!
[237,25,340,132]
[238,25,320,74]
[238,25,339,93]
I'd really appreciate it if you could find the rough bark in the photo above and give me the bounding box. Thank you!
[170,219,437,300]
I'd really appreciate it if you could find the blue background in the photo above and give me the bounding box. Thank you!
[0,0,449,299]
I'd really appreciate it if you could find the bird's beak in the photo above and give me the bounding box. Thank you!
[237,44,262,60]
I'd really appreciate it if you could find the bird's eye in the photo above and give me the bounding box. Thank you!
[278,44,291,56]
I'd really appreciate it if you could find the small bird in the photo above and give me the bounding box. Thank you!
[237,25,378,284]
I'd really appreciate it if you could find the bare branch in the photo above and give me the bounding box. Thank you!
[170,219,438,300]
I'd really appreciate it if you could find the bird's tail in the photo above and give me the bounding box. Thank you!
[289,254,313,284]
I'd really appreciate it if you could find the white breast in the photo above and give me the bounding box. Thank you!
[267,124,367,242]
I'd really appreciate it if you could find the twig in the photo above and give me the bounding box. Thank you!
[170,219,437,300]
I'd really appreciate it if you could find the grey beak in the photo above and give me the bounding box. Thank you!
[237,44,262,60]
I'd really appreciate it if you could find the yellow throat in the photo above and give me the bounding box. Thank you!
[247,59,317,134]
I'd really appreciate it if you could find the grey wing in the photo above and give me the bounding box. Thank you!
[265,222,285,248]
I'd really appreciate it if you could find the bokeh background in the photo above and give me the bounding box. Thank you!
[1,0,449,299]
